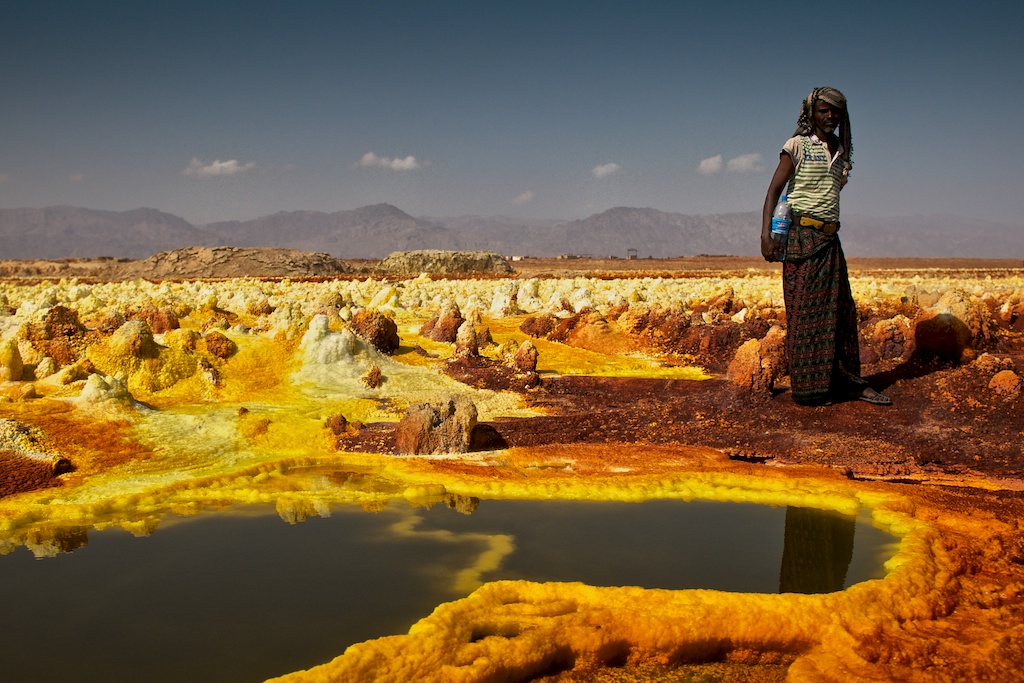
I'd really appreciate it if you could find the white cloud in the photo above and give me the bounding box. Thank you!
[182,157,256,177]
[592,162,620,179]
[698,155,724,175]
[511,191,534,206]
[357,151,422,170]
[699,153,765,175]
[726,153,764,173]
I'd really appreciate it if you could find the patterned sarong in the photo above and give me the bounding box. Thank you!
[782,224,864,404]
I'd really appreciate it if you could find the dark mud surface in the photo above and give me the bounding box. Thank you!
[337,344,1024,486]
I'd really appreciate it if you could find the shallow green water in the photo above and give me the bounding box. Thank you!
[0,499,894,683]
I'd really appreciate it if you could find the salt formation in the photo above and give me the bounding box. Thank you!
[300,315,359,366]
[0,338,23,381]
[77,373,140,411]
[87,320,199,393]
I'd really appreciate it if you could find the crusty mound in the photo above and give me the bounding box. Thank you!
[0,247,352,280]
[130,247,351,279]
[375,249,513,275]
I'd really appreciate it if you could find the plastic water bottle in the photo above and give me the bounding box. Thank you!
[770,194,790,261]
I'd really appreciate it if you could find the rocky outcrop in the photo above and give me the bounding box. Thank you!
[350,309,400,355]
[128,303,180,334]
[375,250,513,275]
[202,331,237,359]
[23,305,91,367]
[455,321,479,358]
[512,340,539,373]
[361,365,384,389]
[861,315,915,365]
[727,340,774,402]
[420,300,465,343]
[727,326,787,403]
[394,395,478,455]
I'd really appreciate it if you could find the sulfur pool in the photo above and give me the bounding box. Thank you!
[0,498,895,683]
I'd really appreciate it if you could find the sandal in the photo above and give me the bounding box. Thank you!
[857,387,892,405]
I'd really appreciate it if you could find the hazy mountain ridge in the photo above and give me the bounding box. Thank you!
[0,206,221,259]
[0,204,1020,260]
[202,204,459,256]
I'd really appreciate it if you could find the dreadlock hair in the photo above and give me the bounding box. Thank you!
[794,86,852,175]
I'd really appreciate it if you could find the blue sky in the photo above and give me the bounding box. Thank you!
[1,1,1022,226]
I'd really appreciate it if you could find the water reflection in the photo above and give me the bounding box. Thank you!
[0,499,893,683]
[779,506,857,594]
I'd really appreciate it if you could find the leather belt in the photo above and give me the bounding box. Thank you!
[797,215,840,235]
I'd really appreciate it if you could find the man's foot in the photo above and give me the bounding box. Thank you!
[856,387,892,405]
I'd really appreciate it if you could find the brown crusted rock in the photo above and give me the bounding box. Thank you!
[759,325,788,377]
[23,307,90,367]
[246,296,275,316]
[93,310,126,335]
[129,304,180,334]
[995,292,1024,331]
[361,365,384,389]
[109,320,159,358]
[394,394,478,455]
[203,331,237,360]
[989,370,1022,399]
[706,285,736,314]
[455,321,479,358]
[478,327,494,347]
[565,314,633,355]
[868,316,915,362]
[350,309,400,355]
[974,353,1016,375]
[727,338,774,403]
[513,340,539,373]
[420,300,464,343]
[520,314,557,339]
[27,306,87,341]
[325,414,348,435]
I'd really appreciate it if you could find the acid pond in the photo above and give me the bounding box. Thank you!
[0,498,896,683]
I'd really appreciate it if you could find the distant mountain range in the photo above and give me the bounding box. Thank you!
[0,203,1020,260]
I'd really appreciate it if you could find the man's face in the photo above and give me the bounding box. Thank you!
[813,101,840,134]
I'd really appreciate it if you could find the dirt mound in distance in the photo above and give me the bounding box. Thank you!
[0,247,352,280]
[124,247,352,279]
[375,250,513,275]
